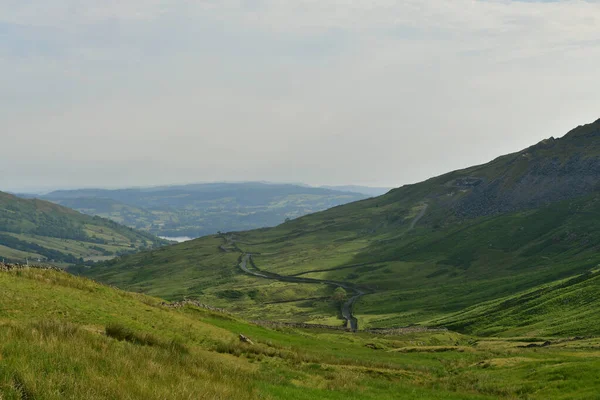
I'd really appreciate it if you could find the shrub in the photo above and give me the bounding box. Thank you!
[216,290,244,299]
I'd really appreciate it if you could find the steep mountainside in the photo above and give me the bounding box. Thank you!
[40,182,369,237]
[0,191,166,264]
[385,118,600,218]
[83,119,600,335]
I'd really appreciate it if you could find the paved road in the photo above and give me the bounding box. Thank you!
[239,254,365,331]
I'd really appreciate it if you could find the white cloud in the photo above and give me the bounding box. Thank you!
[1,0,600,191]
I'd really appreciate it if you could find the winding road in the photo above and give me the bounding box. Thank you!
[230,202,427,332]
[239,254,365,331]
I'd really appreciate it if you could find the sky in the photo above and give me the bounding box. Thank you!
[1,0,600,192]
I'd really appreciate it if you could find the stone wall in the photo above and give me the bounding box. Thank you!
[0,262,64,273]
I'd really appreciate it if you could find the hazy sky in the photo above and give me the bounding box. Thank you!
[2,1,600,192]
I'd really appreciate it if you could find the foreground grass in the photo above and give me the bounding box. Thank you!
[0,322,255,400]
[3,267,600,398]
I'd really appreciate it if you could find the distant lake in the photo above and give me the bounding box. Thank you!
[159,236,195,243]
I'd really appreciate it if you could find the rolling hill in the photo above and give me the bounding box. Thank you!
[80,118,600,337]
[0,191,166,265]
[38,182,370,238]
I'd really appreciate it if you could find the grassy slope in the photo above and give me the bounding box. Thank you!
[0,191,166,264]
[429,268,600,337]
[78,236,341,323]
[3,267,600,399]
[83,119,600,335]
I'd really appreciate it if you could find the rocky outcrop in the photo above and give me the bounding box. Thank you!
[454,154,600,217]
[419,119,600,218]
[239,334,254,344]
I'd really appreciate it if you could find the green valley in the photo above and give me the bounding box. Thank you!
[82,118,600,337]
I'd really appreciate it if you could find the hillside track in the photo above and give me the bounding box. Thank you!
[409,203,429,230]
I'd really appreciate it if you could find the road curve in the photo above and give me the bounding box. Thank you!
[239,254,365,331]
[230,203,427,331]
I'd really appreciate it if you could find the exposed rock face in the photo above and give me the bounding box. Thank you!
[455,155,600,217]
[447,119,600,218]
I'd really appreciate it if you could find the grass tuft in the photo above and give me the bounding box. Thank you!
[104,323,189,355]
[32,320,79,340]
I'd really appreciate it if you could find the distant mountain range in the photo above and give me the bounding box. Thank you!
[33,182,375,238]
[0,191,166,265]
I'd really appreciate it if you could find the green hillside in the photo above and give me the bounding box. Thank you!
[82,118,600,335]
[40,182,370,238]
[0,192,166,265]
[3,265,600,399]
[430,267,600,337]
